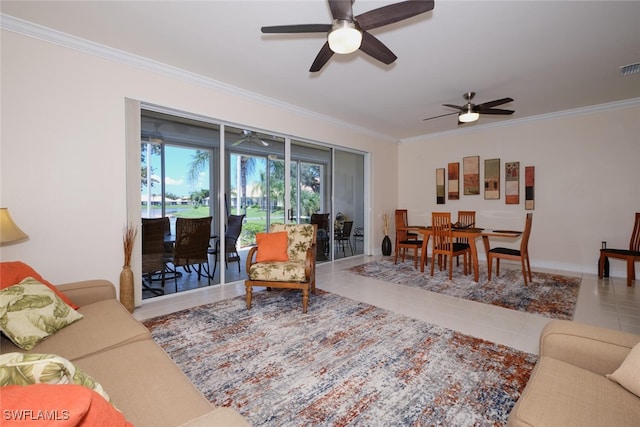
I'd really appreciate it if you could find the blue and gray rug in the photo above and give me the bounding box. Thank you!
[144,290,537,426]
[347,259,580,320]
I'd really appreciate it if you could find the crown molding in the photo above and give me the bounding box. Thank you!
[0,13,397,144]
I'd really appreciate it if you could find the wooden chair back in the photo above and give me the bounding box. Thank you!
[432,212,453,252]
[630,212,640,252]
[520,213,534,256]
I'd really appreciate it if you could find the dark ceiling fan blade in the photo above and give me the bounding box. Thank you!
[443,104,464,111]
[310,42,335,72]
[356,0,435,31]
[477,108,515,115]
[261,24,332,34]
[328,0,354,21]
[476,97,513,109]
[423,112,458,121]
[359,32,397,65]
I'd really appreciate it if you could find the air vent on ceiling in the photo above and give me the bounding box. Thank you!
[620,63,640,76]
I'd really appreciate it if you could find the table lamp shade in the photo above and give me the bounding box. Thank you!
[0,208,29,244]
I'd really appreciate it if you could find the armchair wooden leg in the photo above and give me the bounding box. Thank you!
[301,288,309,313]
[487,255,493,281]
[628,259,635,286]
[245,285,253,310]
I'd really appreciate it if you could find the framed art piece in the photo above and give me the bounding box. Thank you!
[484,158,500,200]
[463,156,480,195]
[525,166,535,210]
[448,162,459,200]
[505,161,520,204]
[436,168,445,204]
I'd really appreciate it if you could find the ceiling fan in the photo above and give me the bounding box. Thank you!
[232,130,270,147]
[261,0,435,72]
[423,92,515,125]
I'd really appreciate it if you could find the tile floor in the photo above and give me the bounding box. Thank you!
[134,255,640,355]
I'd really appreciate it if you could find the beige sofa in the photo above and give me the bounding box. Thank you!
[508,320,640,427]
[0,279,250,427]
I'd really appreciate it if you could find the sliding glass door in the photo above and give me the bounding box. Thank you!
[138,106,367,300]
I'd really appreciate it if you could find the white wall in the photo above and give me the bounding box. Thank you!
[398,103,640,275]
[0,29,398,300]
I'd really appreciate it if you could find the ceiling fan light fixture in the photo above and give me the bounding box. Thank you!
[458,105,479,123]
[328,20,362,54]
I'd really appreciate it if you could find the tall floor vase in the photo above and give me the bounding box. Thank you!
[382,235,392,256]
[119,265,134,313]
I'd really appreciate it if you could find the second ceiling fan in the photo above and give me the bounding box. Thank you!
[424,92,515,125]
[261,0,435,72]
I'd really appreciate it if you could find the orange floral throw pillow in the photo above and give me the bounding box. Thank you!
[1,384,133,427]
[0,261,78,309]
[255,231,289,263]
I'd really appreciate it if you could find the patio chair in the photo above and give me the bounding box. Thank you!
[208,214,245,275]
[245,223,317,313]
[141,217,172,295]
[171,217,212,288]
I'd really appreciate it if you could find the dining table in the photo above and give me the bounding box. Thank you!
[403,226,522,282]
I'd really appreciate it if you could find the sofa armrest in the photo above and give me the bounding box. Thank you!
[540,320,640,376]
[57,280,116,307]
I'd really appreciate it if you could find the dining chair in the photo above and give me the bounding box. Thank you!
[172,216,212,287]
[599,212,640,286]
[431,212,470,280]
[208,214,245,276]
[456,211,476,266]
[395,209,418,240]
[487,213,533,285]
[395,219,423,268]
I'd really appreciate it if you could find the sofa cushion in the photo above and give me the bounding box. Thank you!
[607,341,640,397]
[508,356,640,427]
[2,384,132,427]
[248,260,307,282]
[0,352,111,404]
[73,339,217,427]
[255,231,289,262]
[0,261,78,309]
[0,278,84,350]
[0,298,150,360]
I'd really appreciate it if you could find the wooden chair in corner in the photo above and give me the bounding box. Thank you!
[431,212,470,280]
[487,213,533,285]
[395,220,423,268]
[599,212,640,286]
[245,223,317,313]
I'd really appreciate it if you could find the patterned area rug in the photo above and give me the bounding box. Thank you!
[347,259,581,320]
[144,290,537,426]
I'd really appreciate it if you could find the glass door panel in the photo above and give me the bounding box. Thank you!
[290,140,331,262]
[225,126,285,282]
[141,110,220,296]
[333,149,365,259]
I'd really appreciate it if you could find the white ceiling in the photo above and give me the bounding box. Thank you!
[2,0,640,140]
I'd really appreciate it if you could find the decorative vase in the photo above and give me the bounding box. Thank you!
[119,265,135,313]
[382,235,392,256]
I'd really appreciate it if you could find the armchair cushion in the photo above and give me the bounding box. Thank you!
[255,231,289,263]
[248,260,307,282]
[270,223,315,262]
